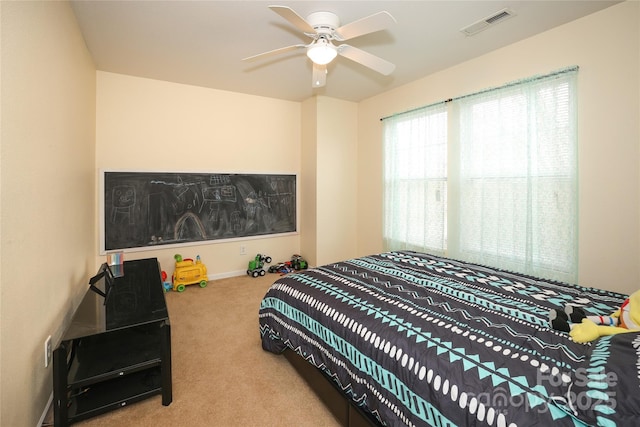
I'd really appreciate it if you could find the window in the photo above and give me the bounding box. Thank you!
[384,104,448,254]
[383,68,578,283]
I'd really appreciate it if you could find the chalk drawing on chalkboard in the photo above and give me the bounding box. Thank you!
[101,171,297,252]
[174,212,207,241]
[110,185,136,224]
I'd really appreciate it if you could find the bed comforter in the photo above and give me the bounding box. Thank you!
[258,251,640,426]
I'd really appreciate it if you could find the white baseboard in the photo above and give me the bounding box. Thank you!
[210,270,246,280]
[37,392,53,427]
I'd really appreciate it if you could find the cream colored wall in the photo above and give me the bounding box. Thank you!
[300,97,318,265]
[301,96,358,266]
[299,96,358,267]
[95,72,301,276]
[315,96,358,265]
[358,1,640,295]
[0,2,96,426]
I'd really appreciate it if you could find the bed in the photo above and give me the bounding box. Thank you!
[258,251,640,427]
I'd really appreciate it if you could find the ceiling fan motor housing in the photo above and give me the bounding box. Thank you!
[306,11,340,36]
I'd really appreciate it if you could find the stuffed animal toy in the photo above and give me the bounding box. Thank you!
[549,290,640,343]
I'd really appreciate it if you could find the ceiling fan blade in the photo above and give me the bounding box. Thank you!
[334,11,396,41]
[312,63,327,88]
[269,5,316,34]
[338,44,395,75]
[242,44,306,61]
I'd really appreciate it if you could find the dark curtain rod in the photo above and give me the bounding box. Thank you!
[379,65,578,121]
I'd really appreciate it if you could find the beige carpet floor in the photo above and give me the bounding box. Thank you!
[53,273,340,427]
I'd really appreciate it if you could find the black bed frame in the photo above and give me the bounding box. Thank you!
[283,348,381,427]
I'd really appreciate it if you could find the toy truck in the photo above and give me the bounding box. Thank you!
[291,254,308,270]
[247,254,272,278]
[172,254,208,292]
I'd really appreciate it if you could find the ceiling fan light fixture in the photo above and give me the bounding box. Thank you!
[306,39,337,65]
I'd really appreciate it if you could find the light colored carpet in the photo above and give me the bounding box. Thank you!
[63,273,339,427]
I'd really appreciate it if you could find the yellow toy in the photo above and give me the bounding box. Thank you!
[172,254,208,292]
[549,290,640,343]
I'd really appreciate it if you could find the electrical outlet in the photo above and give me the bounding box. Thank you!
[44,335,52,368]
[44,336,52,367]
[240,245,247,255]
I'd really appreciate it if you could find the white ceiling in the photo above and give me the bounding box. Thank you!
[70,1,621,103]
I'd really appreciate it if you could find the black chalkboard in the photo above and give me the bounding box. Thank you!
[102,171,296,252]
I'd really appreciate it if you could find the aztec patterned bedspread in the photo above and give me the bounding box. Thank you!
[258,251,640,426]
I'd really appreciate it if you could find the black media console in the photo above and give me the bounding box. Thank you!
[53,258,172,426]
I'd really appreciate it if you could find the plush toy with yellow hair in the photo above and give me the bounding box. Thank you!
[549,290,640,343]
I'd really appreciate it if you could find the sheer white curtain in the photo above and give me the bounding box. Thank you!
[450,70,578,283]
[382,67,578,283]
[383,104,448,254]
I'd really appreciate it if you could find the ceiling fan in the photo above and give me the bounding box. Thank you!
[243,5,396,88]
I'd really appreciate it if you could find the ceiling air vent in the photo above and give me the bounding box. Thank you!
[460,8,516,36]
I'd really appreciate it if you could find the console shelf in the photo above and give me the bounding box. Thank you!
[53,258,172,426]
[67,366,162,420]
